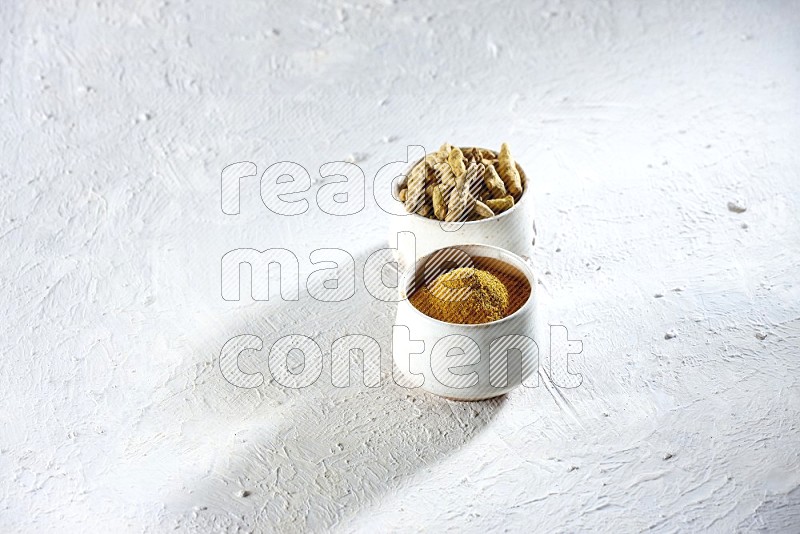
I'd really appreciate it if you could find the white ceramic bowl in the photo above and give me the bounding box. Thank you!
[388,149,535,272]
[393,244,538,400]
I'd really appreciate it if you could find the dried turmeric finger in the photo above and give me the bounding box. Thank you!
[472,199,495,219]
[483,163,507,198]
[445,177,466,221]
[485,195,514,213]
[434,161,456,191]
[447,162,480,221]
[431,184,447,220]
[448,147,467,179]
[498,142,523,198]
[404,162,426,212]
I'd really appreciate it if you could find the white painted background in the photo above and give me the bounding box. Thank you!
[2,0,800,531]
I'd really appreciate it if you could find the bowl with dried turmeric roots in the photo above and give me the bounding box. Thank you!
[389,142,535,271]
[394,244,537,401]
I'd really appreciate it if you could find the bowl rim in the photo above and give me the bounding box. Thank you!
[393,147,531,226]
[399,243,536,328]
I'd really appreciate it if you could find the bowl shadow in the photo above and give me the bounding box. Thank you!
[160,248,508,531]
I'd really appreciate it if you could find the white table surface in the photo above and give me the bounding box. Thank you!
[2,0,800,531]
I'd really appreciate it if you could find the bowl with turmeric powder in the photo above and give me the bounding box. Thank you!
[389,143,536,272]
[394,244,538,400]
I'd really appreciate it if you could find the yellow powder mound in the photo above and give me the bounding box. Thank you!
[410,267,509,324]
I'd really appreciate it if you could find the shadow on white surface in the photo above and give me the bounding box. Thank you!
[155,248,508,530]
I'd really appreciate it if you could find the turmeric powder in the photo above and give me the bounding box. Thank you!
[409,258,531,324]
[410,267,507,324]
[409,256,531,324]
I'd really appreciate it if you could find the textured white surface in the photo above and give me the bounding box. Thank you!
[2,0,800,531]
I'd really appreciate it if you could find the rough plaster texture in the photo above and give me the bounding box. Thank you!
[2,0,800,532]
